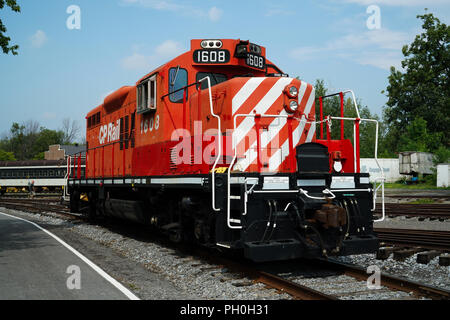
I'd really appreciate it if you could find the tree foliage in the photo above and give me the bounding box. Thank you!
[384,13,450,150]
[397,116,443,152]
[0,149,15,161]
[0,0,20,55]
[0,121,67,160]
[314,79,383,158]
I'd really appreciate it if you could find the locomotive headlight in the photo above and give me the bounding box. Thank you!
[287,100,298,113]
[333,160,343,173]
[284,85,299,99]
[201,39,223,49]
[235,44,248,58]
[289,86,298,98]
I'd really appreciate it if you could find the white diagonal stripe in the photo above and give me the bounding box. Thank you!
[298,81,308,103]
[274,121,303,170]
[306,124,316,142]
[232,77,266,115]
[234,77,293,149]
[237,115,288,172]
[297,86,316,140]
[242,91,312,172]
[233,80,316,173]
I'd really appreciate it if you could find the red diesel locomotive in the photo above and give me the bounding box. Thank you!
[68,39,385,262]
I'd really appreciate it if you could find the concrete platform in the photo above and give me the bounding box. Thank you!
[0,212,138,300]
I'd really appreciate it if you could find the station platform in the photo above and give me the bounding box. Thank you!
[0,212,138,300]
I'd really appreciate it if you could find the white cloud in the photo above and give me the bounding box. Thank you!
[290,28,415,70]
[121,40,186,71]
[30,30,47,48]
[265,4,295,17]
[208,7,223,22]
[120,0,222,21]
[120,0,183,11]
[343,0,448,6]
[122,53,153,71]
[42,112,57,120]
[155,40,184,57]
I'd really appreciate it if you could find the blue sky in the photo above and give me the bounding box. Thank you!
[0,0,449,140]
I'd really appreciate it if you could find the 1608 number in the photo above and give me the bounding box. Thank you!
[246,53,265,69]
[193,50,230,64]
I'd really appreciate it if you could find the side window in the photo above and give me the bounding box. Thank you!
[169,67,188,103]
[137,74,157,114]
[197,72,227,89]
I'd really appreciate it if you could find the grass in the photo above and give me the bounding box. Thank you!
[384,182,450,190]
[407,198,437,204]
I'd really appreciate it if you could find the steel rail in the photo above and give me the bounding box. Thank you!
[374,228,450,250]
[320,259,450,300]
[253,270,337,300]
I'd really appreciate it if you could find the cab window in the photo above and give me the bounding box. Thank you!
[169,67,188,103]
[196,72,227,89]
[137,74,157,113]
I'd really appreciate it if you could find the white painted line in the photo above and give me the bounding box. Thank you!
[0,211,140,300]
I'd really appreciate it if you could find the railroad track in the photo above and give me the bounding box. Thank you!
[238,258,450,300]
[375,227,450,251]
[375,203,450,220]
[0,198,78,221]
[0,192,62,198]
[319,259,450,300]
[1,198,449,300]
[385,194,450,199]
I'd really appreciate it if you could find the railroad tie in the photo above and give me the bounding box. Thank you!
[416,251,441,264]
[376,247,396,260]
[439,254,450,267]
[393,248,423,261]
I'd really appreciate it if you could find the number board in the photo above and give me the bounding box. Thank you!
[193,50,230,64]
[246,53,266,70]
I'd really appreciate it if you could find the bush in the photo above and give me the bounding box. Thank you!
[433,147,450,165]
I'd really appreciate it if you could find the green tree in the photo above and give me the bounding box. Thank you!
[0,121,64,160]
[314,79,385,158]
[398,117,443,152]
[0,149,15,161]
[34,128,64,156]
[0,0,20,55]
[383,12,450,150]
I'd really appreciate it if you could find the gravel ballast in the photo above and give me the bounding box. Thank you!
[0,207,291,300]
[1,206,448,300]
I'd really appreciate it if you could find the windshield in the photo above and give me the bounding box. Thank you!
[196,72,228,89]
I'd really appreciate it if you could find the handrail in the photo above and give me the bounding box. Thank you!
[316,90,361,141]
[163,76,219,212]
[315,89,384,222]
[300,188,336,200]
[194,76,222,212]
[227,113,296,230]
[326,115,385,222]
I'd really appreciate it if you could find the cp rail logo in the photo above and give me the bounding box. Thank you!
[99,120,120,145]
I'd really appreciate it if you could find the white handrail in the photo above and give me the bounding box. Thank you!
[325,115,385,222]
[227,113,295,230]
[300,188,336,200]
[197,76,222,212]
